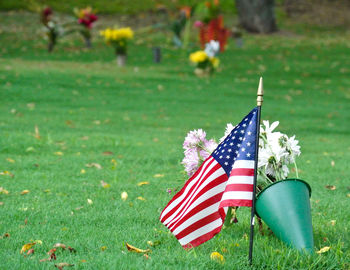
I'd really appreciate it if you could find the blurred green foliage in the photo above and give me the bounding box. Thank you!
[0,0,236,14]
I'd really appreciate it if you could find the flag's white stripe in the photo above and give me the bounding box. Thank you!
[162,159,219,225]
[164,166,225,226]
[221,191,253,201]
[227,175,254,185]
[167,167,225,228]
[173,202,220,235]
[232,160,255,169]
[169,182,226,231]
[178,218,222,245]
[160,157,214,220]
[161,157,213,220]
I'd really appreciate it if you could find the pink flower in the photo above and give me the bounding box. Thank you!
[194,20,204,28]
[183,129,207,150]
[181,148,200,177]
[181,130,218,177]
[203,139,218,153]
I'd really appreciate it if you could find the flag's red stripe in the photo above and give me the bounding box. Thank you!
[225,183,253,192]
[167,169,226,229]
[220,199,252,207]
[162,161,221,225]
[162,157,214,209]
[168,175,227,231]
[160,157,215,222]
[230,168,254,176]
[169,193,224,233]
[182,226,222,249]
[166,163,220,225]
[175,212,221,240]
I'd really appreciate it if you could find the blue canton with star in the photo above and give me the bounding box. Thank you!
[211,107,258,176]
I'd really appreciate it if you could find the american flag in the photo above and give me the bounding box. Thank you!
[160,107,258,248]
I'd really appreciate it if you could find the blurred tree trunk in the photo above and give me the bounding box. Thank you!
[236,0,277,33]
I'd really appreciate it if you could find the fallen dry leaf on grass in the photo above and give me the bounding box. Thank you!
[147,240,160,247]
[0,202,3,206]
[6,158,15,163]
[330,220,336,226]
[102,151,113,156]
[325,185,336,190]
[21,243,36,254]
[100,180,110,188]
[26,248,35,255]
[317,246,331,254]
[34,125,41,139]
[121,192,128,201]
[55,263,74,269]
[0,171,14,177]
[210,251,225,264]
[137,181,149,186]
[153,174,164,178]
[40,248,57,262]
[111,159,117,166]
[54,243,66,249]
[54,152,64,156]
[30,240,42,245]
[137,196,146,201]
[27,103,35,110]
[85,163,102,169]
[143,254,150,259]
[100,246,107,251]
[53,243,76,253]
[21,190,30,195]
[87,199,93,205]
[0,233,10,239]
[125,242,151,254]
[0,187,9,194]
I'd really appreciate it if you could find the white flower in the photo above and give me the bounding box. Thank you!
[285,135,301,163]
[282,165,289,177]
[267,132,288,163]
[47,21,55,28]
[219,123,236,143]
[204,40,220,58]
[257,119,301,182]
[258,146,273,168]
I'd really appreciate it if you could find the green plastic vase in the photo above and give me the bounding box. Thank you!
[255,179,314,253]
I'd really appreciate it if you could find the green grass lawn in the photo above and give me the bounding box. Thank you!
[0,0,236,14]
[1,11,350,270]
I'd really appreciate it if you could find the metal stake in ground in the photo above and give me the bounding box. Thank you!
[249,77,264,264]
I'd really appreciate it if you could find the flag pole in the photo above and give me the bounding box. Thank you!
[249,77,264,264]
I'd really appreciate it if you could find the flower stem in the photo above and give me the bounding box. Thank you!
[294,161,299,178]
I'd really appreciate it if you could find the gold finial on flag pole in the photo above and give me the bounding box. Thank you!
[257,77,264,106]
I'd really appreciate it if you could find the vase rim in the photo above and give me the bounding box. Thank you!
[257,178,312,199]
